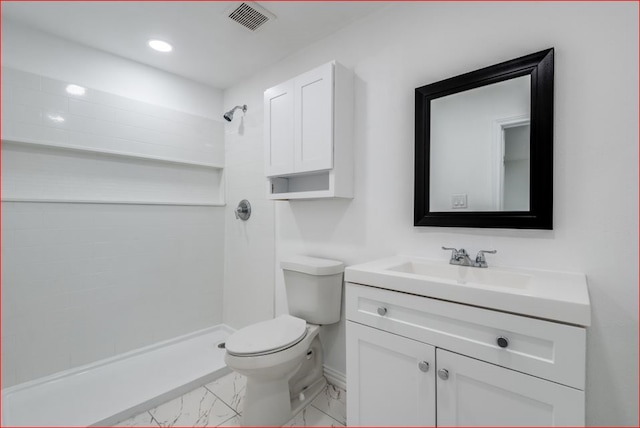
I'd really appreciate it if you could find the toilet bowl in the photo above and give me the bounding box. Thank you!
[224,316,325,426]
[224,256,344,426]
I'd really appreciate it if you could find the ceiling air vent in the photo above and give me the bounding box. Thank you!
[227,2,276,32]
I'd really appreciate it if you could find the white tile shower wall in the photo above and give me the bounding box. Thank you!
[1,202,225,388]
[2,20,221,118]
[1,67,225,168]
[223,2,638,425]
[222,102,275,329]
[2,142,224,206]
[1,23,227,388]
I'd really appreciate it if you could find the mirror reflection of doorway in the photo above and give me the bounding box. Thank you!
[501,123,530,211]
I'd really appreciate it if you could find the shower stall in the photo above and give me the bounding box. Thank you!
[1,22,234,425]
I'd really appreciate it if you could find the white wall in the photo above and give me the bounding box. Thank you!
[503,125,530,211]
[1,22,226,387]
[223,2,638,425]
[222,96,275,329]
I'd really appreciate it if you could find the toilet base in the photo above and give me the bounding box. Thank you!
[241,376,326,426]
[241,376,291,426]
[227,325,327,426]
[290,376,327,418]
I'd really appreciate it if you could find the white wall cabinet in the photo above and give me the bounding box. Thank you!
[264,61,353,199]
[264,80,295,176]
[293,63,334,174]
[346,283,586,426]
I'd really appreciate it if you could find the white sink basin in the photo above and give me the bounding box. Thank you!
[345,256,590,326]
[387,260,532,289]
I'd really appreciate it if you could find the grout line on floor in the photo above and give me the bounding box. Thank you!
[204,386,241,418]
[147,411,161,427]
[308,404,344,427]
[217,413,239,427]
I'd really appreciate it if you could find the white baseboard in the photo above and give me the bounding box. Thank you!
[323,365,346,391]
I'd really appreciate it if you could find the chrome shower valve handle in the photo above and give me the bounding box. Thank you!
[235,199,251,221]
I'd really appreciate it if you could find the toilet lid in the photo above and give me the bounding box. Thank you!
[226,315,307,356]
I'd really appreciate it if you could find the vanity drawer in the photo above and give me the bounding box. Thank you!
[346,282,586,390]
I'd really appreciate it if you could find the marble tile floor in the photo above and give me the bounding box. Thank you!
[114,372,346,427]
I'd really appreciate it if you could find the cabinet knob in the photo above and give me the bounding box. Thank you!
[377,307,388,316]
[496,336,509,348]
[437,369,449,380]
[418,361,430,372]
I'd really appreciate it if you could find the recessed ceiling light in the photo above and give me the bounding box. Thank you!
[148,39,173,53]
[65,84,86,96]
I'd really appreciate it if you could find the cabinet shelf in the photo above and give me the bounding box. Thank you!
[267,170,352,200]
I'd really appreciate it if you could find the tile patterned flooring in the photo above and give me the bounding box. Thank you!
[114,372,346,427]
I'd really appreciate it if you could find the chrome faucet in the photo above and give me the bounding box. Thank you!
[442,247,473,266]
[474,249,497,268]
[442,247,497,268]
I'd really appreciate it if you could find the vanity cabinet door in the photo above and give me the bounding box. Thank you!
[264,79,295,177]
[346,321,436,426]
[436,349,585,426]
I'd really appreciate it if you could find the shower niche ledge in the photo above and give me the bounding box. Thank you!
[1,66,226,206]
[264,60,353,200]
[1,140,225,206]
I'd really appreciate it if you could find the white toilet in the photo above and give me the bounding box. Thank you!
[224,255,344,426]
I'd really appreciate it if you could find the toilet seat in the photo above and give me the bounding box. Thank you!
[226,314,307,357]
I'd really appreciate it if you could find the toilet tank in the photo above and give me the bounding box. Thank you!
[280,256,344,325]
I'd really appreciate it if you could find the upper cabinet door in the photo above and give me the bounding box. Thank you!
[436,348,585,426]
[293,63,334,173]
[264,79,295,177]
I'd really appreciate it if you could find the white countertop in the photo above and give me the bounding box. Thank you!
[345,256,591,326]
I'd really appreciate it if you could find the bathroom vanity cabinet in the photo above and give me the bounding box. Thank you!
[345,282,587,426]
[263,61,353,200]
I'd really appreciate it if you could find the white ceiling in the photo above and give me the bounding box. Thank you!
[1,1,387,89]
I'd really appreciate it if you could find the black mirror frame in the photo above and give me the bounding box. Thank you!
[415,48,554,230]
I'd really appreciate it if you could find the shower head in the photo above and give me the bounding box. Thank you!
[223,104,247,122]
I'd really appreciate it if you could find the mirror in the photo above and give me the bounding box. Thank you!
[415,48,554,229]
[430,75,531,212]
